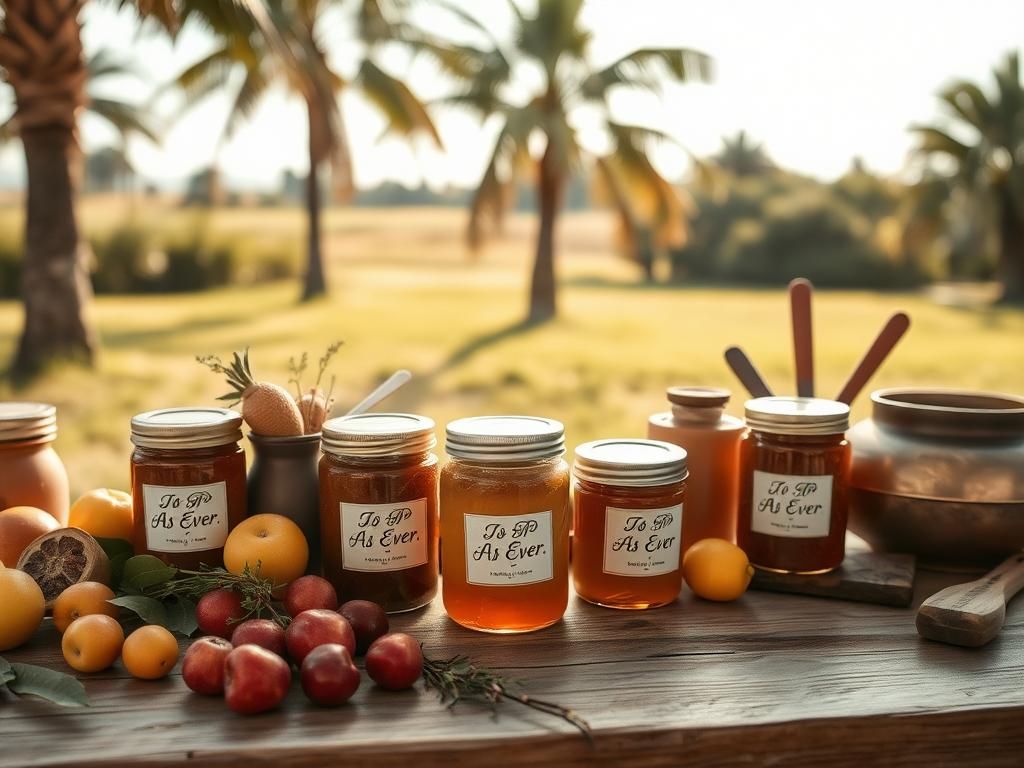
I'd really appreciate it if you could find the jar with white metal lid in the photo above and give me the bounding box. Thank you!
[129,407,246,570]
[440,415,570,633]
[0,402,69,524]
[319,413,439,613]
[572,439,688,609]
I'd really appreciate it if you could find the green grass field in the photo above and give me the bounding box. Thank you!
[0,202,1020,497]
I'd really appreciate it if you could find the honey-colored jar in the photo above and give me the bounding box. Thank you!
[130,408,247,570]
[319,413,439,613]
[737,397,851,574]
[0,402,69,523]
[440,416,570,633]
[573,439,688,609]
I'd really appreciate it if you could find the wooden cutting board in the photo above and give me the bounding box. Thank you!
[750,550,916,607]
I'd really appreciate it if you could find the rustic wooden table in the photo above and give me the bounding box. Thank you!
[2,570,1022,768]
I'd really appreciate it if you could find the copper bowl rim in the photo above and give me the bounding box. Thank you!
[870,387,1024,440]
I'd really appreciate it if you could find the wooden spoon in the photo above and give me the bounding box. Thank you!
[343,369,413,417]
[789,278,814,398]
[916,552,1024,647]
[835,312,911,405]
[724,346,773,399]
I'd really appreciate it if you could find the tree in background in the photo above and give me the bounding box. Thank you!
[914,51,1024,302]
[0,2,171,378]
[174,0,440,301]
[426,0,710,321]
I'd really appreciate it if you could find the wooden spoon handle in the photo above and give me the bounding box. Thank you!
[789,278,814,398]
[343,369,413,417]
[835,312,910,405]
[916,552,1024,647]
[724,346,773,399]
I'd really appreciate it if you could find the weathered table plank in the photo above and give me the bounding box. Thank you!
[1,570,1022,768]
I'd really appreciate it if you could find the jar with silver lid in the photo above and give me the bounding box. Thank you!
[440,415,570,633]
[130,407,246,570]
[736,396,851,574]
[319,413,438,613]
[573,439,688,609]
[0,402,69,524]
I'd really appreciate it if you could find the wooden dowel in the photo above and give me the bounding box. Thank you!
[835,313,911,405]
[790,278,814,398]
[724,346,773,399]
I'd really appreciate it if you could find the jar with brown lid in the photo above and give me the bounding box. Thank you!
[130,407,247,569]
[0,402,69,524]
[319,413,439,613]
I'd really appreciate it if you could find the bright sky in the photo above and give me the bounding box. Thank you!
[2,0,1023,191]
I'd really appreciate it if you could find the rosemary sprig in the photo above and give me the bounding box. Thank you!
[147,563,290,627]
[422,654,591,738]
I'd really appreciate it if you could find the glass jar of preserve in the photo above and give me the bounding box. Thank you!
[319,413,438,613]
[737,397,851,574]
[441,416,570,633]
[573,439,688,610]
[130,408,247,570]
[0,403,69,524]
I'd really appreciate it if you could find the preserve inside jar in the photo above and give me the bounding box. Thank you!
[130,407,247,570]
[0,402,69,524]
[319,413,439,613]
[440,416,570,633]
[573,439,688,609]
[736,397,851,574]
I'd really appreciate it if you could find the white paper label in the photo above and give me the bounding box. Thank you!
[602,504,683,577]
[751,471,833,538]
[464,511,553,586]
[340,498,428,572]
[142,482,229,553]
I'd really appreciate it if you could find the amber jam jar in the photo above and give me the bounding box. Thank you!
[130,408,247,570]
[319,413,438,613]
[737,397,851,574]
[0,403,69,524]
[573,439,688,610]
[440,416,570,633]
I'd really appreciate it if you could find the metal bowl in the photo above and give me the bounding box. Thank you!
[848,388,1024,568]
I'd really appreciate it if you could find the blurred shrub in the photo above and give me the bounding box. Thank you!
[0,224,21,298]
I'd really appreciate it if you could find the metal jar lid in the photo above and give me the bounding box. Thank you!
[445,415,565,462]
[0,402,57,443]
[131,407,243,450]
[745,396,850,436]
[574,439,688,487]
[322,413,436,457]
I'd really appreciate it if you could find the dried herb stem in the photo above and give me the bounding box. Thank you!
[422,654,591,738]
[147,564,290,627]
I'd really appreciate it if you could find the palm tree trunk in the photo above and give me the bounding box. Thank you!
[528,141,563,322]
[13,125,96,378]
[997,190,1024,303]
[301,102,327,302]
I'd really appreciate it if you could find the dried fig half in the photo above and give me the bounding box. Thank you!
[16,528,112,606]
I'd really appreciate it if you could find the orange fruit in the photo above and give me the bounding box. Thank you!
[223,514,308,589]
[0,506,60,566]
[122,625,179,680]
[0,566,45,651]
[52,581,119,633]
[68,489,134,541]
[682,538,754,602]
[62,614,124,673]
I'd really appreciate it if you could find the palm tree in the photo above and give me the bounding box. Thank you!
[713,131,773,178]
[913,51,1024,302]
[0,1,173,378]
[423,0,710,320]
[174,0,440,301]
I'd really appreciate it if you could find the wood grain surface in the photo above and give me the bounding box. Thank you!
[2,570,1022,768]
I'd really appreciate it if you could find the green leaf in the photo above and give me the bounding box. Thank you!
[8,663,89,707]
[109,595,168,627]
[0,656,15,687]
[165,596,198,637]
[122,555,177,591]
[96,538,134,591]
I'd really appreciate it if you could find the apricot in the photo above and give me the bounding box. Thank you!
[122,625,179,680]
[62,614,124,673]
[223,514,308,589]
[52,581,119,633]
[0,567,45,651]
[682,538,754,602]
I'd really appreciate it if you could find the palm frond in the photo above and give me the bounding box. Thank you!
[356,58,442,146]
[223,65,271,139]
[172,46,238,104]
[518,0,588,76]
[582,47,712,100]
[88,97,161,144]
[939,82,993,134]
[86,49,133,80]
[115,0,178,33]
[912,125,971,161]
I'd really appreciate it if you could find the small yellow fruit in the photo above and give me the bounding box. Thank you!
[0,567,45,651]
[52,581,119,633]
[223,514,308,589]
[68,489,134,541]
[122,625,179,680]
[62,614,124,673]
[682,538,754,602]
